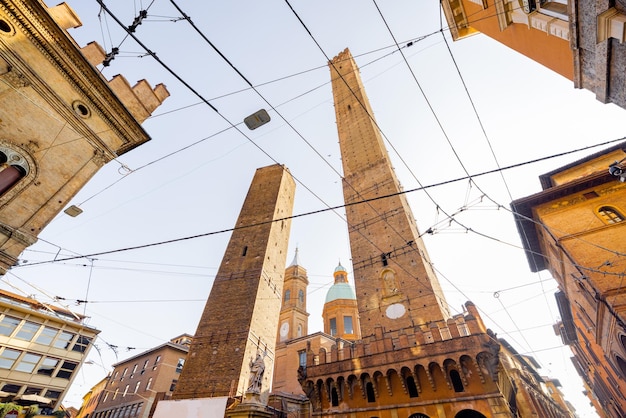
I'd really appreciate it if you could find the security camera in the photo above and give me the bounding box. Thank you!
[609,162,626,182]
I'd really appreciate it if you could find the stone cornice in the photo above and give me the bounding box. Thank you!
[0,0,151,155]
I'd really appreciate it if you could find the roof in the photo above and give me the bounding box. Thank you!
[325,282,356,303]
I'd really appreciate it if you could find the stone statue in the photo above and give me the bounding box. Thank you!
[246,353,265,394]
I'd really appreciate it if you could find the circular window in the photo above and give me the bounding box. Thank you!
[72,101,91,118]
[0,19,14,35]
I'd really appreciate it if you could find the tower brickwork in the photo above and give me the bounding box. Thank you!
[173,164,295,404]
[330,48,449,336]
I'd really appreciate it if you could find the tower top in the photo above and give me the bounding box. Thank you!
[289,247,301,267]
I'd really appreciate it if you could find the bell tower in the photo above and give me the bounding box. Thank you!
[330,48,449,336]
[278,248,309,342]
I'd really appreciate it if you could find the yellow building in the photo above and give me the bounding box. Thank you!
[512,142,626,417]
[0,0,168,273]
[441,0,626,110]
[0,289,99,411]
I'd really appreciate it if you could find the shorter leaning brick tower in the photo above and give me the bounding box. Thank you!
[172,164,295,407]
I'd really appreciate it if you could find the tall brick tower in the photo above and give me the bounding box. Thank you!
[172,164,295,404]
[330,48,449,336]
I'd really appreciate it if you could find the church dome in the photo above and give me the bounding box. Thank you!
[325,282,356,303]
[334,262,347,273]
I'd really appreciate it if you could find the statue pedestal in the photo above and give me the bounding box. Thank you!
[225,394,272,418]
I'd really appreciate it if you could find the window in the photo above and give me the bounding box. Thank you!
[102,392,109,403]
[15,353,42,373]
[72,336,92,353]
[0,147,29,196]
[450,369,464,392]
[134,381,140,393]
[406,376,419,398]
[122,385,129,397]
[154,355,161,365]
[329,318,337,336]
[344,316,354,334]
[53,331,75,349]
[15,321,40,341]
[298,290,304,304]
[112,388,119,400]
[2,384,20,394]
[365,381,376,402]
[298,350,307,367]
[122,368,128,378]
[146,378,153,391]
[142,360,149,369]
[37,357,59,376]
[24,387,42,395]
[598,206,624,224]
[297,324,302,337]
[44,390,61,400]
[169,379,178,392]
[132,364,138,374]
[35,326,58,345]
[0,315,20,336]
[331,387,339,406]
[57,361,77,379]
[284,289,291,302]
[0,348,21,369]
[176,358,184,373]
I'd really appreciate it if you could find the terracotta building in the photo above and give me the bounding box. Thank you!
[321,263,361,341]
[0,288,99,410]
[511,142,626,417]
[440,0,626,110]
[86,335,191,418]
[0,0,168,273]
[293,48,573,418]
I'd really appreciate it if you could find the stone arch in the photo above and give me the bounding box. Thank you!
[0,143,36,204]
[415,364,432,392]
[360,372,376,402]
[346,374,358,400]
[428,361,445,391]
[327,377,339,407]
[385,368,400,396]
[443,359,464,392]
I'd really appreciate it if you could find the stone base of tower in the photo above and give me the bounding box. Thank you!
[226,396,273,418]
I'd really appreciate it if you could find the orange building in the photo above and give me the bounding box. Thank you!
[512,142,626,417]
[321,263,361,341]
[441,0,626,109]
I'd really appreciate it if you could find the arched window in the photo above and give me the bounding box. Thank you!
[365,381,375,403]
[617,356,626,379]
[330,387,339,406]
[0,147,29,196]
[298,289,304,304]
[406,376,419,398]
[297,324,302,337]
[450,369,464,392]
[409,414,430,418]
[598,206,624,224]
[284,289,290,302]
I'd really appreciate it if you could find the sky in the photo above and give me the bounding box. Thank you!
[6,0,626,415]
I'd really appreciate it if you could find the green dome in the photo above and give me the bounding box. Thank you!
[325,282,356,303]
[334,262,347,273]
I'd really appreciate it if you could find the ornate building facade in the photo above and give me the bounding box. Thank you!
[0,0,168,273]
[440,0,626,111]
[511,142,626,417]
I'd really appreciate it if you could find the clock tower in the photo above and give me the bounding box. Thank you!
[278,248,309,342]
